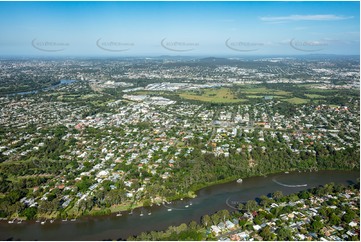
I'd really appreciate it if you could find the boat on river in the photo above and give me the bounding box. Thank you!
[1,170,357,241]
[237,178,243,183]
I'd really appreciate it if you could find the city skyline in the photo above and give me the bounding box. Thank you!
[0,1,359,56]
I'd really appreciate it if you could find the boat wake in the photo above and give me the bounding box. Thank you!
[225,197,246,210]
[162,203,189,211]
[272,178,307,188]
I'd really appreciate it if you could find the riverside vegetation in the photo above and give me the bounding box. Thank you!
[129,183,360,241]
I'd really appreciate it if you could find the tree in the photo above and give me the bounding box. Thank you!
[142,199,151,207]
[260,226,273,241]
[318,207,327,217]
[189,220,198,230]
[342,210,356,223]
[245,200,258,212]
[254,216,262,225]
[329,213,341,226]
[311,219,323,232]
[21,207,38,220]
[298,190,310,199]
[270,207,281,217]
[259,195,271,208]
[287,193,299,202]
[201,214,211,227]
[138,232,150,241]
[277,227,293,240]
[149,231,160,241]
[211,213,220,225]
[324,183,334,194]
[76,176,92,192]
[218,209,230,222]
[177,223,188,233]
[272,190,283,201]
[237,203,244,211]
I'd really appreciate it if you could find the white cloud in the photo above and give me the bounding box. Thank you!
[264,21,288,25]
[260,14,353,22]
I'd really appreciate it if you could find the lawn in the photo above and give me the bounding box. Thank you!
[285,97,309,104]
[133,90,162,95]
[109,201,144,213]
[242,87,292,96]
[305,94,325,99]
[179,88,245,103]
[80,94,103,100]
[246,95,264,99]
[306,88,337,93]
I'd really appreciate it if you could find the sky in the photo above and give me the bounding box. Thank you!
[0,1,359,56]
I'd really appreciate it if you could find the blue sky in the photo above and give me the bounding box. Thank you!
[0,1,359,56]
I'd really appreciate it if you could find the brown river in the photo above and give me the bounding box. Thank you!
[0,170,358,240]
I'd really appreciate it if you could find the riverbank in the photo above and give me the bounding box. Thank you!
[185,167,336,201]
[129,182,360,241]
[9,168,357,222]
[1,170,358,241]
